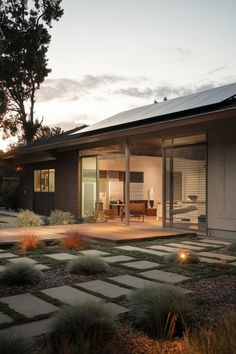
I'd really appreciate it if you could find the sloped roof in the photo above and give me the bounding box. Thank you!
[70,82,236,136]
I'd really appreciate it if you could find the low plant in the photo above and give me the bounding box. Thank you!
[0,333,34,354]
[227,241,236,252]
[16,209,43,227]
[47,303,119,354]
[186,310,236,354]
[48,209,75,225]
[0,262,42,285]
[84,211,107,223]
[61,231,86,250]
[67,255,109,275]
[129,284,194,339]
[20,231,40,251]
[166,250,200,264]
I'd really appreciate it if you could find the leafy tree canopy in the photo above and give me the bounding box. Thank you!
[0,0,63,146]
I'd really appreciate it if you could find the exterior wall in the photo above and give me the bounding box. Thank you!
[208,118,236,239]
[19,151,79,217]
[55,151,79,217]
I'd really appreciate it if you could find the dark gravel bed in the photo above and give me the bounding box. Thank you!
[183,274,236,325]
[0,264,129,297]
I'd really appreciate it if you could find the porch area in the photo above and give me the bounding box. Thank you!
[0,221,195,245]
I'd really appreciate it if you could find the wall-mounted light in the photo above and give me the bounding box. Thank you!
[16,166,23,172]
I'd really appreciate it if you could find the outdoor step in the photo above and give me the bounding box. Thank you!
[101,255,135,263]
[8,257,38,265]
[80,250,111,257]
[182,241,220,248]
[108,274,159,289]
[44,253,78,261]
[148,245,178,253]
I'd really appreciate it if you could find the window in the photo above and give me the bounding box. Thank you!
[34,169,55,192]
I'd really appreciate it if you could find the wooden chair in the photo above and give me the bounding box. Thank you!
[121,203,145,222]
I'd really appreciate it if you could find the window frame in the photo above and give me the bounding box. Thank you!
[34,169,55,193]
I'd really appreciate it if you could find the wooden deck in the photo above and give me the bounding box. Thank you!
[0,220,195,245]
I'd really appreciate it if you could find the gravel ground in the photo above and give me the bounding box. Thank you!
[0,264,129,297]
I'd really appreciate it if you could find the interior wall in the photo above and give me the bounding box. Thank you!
[208,118,236,237]
[99,156,162,205]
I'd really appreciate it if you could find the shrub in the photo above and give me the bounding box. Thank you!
[0,183,20,210]
[0,262,42,285]
[48,303,119,354]
[187,310,236,354]
[129,284,193,339]
[166,250,200,264]
[67,255,110,275]
[20,231,40,251]
[0,333,34,354]
[227,241,236,252]
[62,231,86,250]
[48,209,75,225]
[17,209,43,227]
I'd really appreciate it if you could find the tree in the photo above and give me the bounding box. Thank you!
[0,0,63,145]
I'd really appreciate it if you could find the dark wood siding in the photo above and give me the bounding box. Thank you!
[55,151,79,217]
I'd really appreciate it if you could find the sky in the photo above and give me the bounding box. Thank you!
[1,0,236,150]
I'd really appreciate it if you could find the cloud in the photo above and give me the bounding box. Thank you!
[36,75,126,102]
[205,66,227,76]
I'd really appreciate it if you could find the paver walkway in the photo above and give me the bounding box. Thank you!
[77,280,131,298]
[116,245,168,257]
[198,251,236,261]
[109,274,159,289]
[121,260,160,269]
[140,269,190,284]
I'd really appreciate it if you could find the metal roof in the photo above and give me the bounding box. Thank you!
[70,82,236,136]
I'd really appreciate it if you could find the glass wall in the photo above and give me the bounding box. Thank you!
[81,157,97,217]
[164,144,206,232]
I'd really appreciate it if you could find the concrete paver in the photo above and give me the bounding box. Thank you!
[0,293,58,318]
[41,285,101,306]
[8,257,38,265]
[0,318,52,338]
[109,274,159,289]
[199,238,230,246]
[166,243,205,251]
[115,245,168,257]
[121,260,160,269]
[140,269,190,284]
[198,251,236,261]
[101,255,135,263]
[45,253,77,261]
[0,253,18,259]
[80,250,110,257]
[182,241,220,248]
[0,312,13,324]
[77,280,131,298]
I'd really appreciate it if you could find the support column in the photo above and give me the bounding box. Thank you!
[125,141,130,226]
[96,156,100,213]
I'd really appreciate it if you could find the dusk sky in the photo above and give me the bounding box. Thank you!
[1,0,236,149]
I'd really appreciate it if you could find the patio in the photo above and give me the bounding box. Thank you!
[0,220,195,245]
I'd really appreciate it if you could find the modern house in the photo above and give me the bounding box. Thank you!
[2,82,236,239]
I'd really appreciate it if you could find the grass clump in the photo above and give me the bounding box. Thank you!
[0,262,42,285]
[187,310,236,354]
[48,209,75,225]
[17,209,43,227]
[67,255,109,275]
[47,303,119,354]
[166,250,200,264]
[62,231,86,250]
[20,231,40,251]
[0,333,34,354]
[227,241,236,252]
[129,284,194,339]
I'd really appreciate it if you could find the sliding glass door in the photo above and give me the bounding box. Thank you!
[164,144,206,232]
[81,156,97,217]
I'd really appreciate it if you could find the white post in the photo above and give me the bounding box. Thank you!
[125,141,130,226]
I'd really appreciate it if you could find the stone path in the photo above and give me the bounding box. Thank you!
[0,253,18,259]
[109,274,159,289]
[41,285,101,306]
[166,243,205,251]
[78,280,131,298]
[140,269,190,284]
[148,245,178,253]
[80,250,110,257]
[0,312,13,324]
[198,251,236,261]
[199,238,230,245]
[0,293,58,318]
[121,260,160,269]
[45,253,78,261]
[182,241,220,248]
[116,245,168,257]
[9,257,37,265]
[101,255,135,263]
[0,318,52,338]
